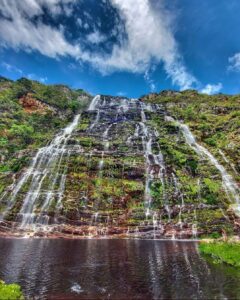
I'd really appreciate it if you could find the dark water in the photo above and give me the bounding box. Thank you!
[0,238,240,299]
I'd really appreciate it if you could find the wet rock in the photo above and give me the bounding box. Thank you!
[0,94,238,240]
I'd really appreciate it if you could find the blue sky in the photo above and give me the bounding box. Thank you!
[0,0,240,98]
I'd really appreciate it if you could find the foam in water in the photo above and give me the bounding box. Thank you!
[71,283,83,294]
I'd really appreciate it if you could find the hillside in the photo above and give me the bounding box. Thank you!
[0,79,239,239]
[0,77,91,207]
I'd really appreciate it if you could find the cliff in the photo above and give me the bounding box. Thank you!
[0,79,239,239]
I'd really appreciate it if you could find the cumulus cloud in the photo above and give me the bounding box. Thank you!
[200,83,222,95]
[228,53,240,72]
[86,30,107,44]
[0,0,81,58]
[0,0,197,90]
[0,0,75,18]
[91,0,197,90]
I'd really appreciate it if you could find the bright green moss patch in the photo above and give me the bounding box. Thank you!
[199,241,240,267]
[0,280,24,300]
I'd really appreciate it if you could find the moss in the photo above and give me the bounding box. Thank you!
[0,280,24,300]
[199,241,240,267]
[202,178,223,205]
[77,123,89,131]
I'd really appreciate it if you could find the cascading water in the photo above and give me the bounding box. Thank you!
[218,149,238,175]
[87,96,136,229]
[87,96,165,228]
[1,114,81,228]
[103,124,112,151]
[165,116,240,213]
[172,172,184,229]
[138,105,167,223]
[1,93,238,239]
[88,95,100,111]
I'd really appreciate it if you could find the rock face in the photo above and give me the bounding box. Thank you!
[0,95,239,239]
[19,93,57,114]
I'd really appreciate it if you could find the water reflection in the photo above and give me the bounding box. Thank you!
[0,238,240,299]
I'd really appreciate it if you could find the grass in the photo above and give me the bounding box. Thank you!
[0,280,24,300]
[199,241,240,267]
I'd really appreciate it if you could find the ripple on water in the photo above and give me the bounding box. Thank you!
[0,239,240,299]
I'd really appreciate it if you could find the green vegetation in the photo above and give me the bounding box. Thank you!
[0,280,24,300]
[0,76,91,200]
[0,77,90,150]
[143,90,240,180]
[0,78,239,237]
[141,90,239,234]
[199,241,240,267]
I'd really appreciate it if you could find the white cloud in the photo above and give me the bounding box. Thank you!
[83,23,90,30]
[86,30,106,44]
[28,0,76,16]
[228,53,240,72]
[200,83,222,95]
[0,1,80,58]
[2,62,23,74]
[89,0,197,90]
[144,70,156,92]
[0,0,197,90]
[0,0,75,18]
[164,59,197,90]
[76,18,82,27]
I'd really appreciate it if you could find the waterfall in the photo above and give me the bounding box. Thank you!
[3,93,235,239]
[99,152,104,170]
[152,212,158,239]
[139,108,153,217]
[192,209,198,239]
[103,124,112,151]
[89,95,163,221]
[88,95,100,111]
[139,105,166,219]
[90,109,100,130]
[218,149,238,175]
[165,116,240,212]
[1,114,81,227]
[172,172,184,228]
